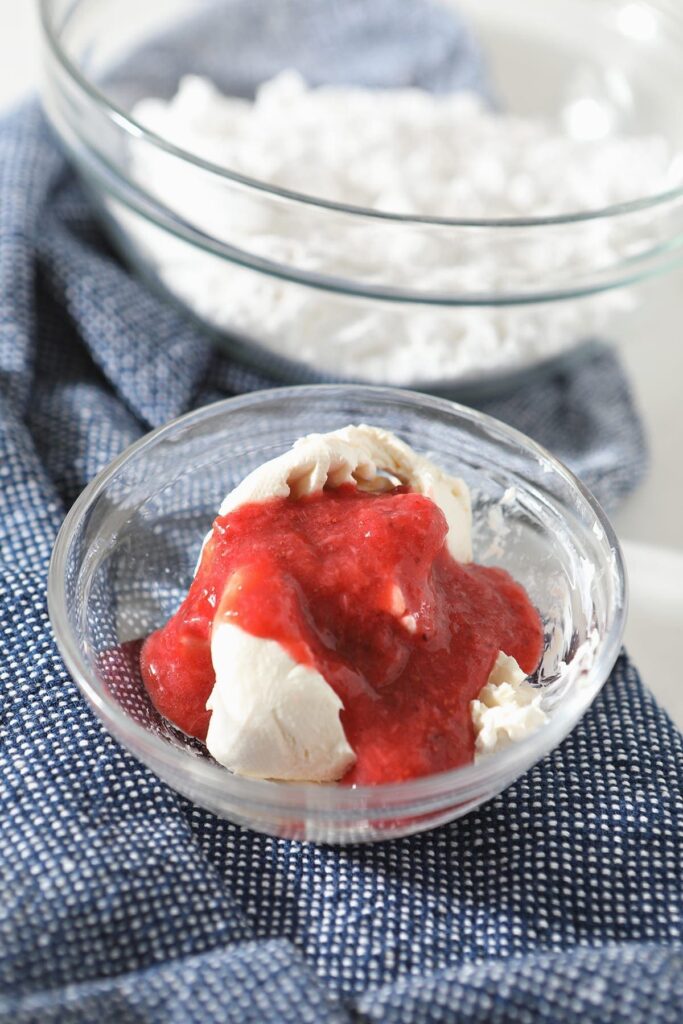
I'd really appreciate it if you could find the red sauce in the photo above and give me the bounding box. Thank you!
[140,486,543,785]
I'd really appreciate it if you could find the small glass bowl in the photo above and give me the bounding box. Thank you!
[48,386,626,843]
[38,0,683,391]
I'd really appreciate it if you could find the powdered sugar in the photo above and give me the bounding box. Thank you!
[127,72,680,382]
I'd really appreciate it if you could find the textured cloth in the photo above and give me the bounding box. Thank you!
[0,4,679,1022]
[108,0,493,103]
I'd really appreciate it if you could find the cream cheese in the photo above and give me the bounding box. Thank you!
[202,426,545,781]
[217,424,472,562]
[471,651,548,756]
[207,621,355,781]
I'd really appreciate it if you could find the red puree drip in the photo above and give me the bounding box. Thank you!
[140,486,543,785]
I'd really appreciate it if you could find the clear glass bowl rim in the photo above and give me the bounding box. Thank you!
[38,0,683,229]
[47,384,628,817]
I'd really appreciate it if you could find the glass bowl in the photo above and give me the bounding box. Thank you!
[38,0,683,392]
[48,386,627,843]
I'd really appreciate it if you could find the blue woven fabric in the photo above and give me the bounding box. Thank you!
[0,3,680,1019]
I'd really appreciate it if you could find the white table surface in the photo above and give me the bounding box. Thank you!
[4,3,682,726]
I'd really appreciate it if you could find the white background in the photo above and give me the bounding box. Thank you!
[4,2,682,724]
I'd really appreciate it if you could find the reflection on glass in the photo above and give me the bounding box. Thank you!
[616,2,658,42]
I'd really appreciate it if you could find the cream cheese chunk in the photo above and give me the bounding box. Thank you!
[207,621,355,781]
[471,652,549,756]
[218,424,472,562]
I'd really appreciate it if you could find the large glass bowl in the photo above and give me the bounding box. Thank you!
[38,0,683,392]
[48,386,627,843]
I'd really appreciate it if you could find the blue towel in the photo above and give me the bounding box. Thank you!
[1,3,680,1021]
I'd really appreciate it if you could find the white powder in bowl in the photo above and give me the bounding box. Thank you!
[127,72,680,383]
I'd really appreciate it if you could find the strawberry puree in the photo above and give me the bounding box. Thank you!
[141,486,543,784]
